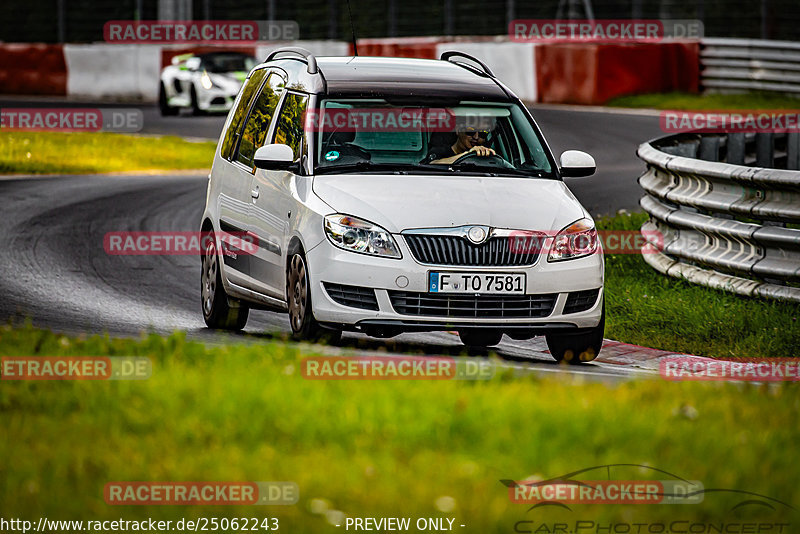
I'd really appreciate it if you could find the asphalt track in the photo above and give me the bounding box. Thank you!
[0,100,667,381]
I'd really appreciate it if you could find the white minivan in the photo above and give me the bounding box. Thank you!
[200,48,604,363]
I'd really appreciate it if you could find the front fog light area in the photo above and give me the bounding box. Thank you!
[324,214,402,258]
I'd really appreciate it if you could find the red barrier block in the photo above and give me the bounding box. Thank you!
[352,36,500,59]
[536,41,699,105]
[0,44,67,95]
[353,37,444,59]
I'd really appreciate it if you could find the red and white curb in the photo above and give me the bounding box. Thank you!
[305,333,696,380]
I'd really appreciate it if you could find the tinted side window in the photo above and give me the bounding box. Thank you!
[273,93,309,160]
[236,73,285,167]
[220,69,267,160]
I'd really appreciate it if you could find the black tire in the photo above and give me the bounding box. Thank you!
[201,236,249,330]
[287,252,341,343]
[158,83,178,116]
[458,329,503,347]
[190,85,204,116]
[546,305,605,364]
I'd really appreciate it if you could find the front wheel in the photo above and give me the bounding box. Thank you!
[201,237,249,330]
[287,253,341,343]
[190,85,204,116]
[546,305,604,364]
[159,83,178,116]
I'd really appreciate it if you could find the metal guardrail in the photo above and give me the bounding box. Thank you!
[701,38,800,95]
[637,132,800,303]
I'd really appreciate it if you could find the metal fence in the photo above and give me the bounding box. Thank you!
[2,0,800,43]
[701,38,800,95]
[637,132,800,303]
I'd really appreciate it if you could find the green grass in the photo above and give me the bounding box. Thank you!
[0,131,216,175]
[607,91,800,111]
[598,212,800,359]
[1,325,798,532]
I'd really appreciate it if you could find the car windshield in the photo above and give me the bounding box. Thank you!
[202,54,256,73]
[312,99,553,177]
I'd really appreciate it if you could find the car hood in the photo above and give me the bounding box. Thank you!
[312,174,588,234]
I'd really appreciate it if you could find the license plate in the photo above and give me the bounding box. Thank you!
[428,272,526,294]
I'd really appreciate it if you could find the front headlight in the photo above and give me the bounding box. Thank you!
[547,218,598,262]
[200,71,224,90]
[324,214,401,259]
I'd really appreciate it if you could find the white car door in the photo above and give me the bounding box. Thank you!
[248,90,310,299]
[232,71,288,298]
[215,68,269,284]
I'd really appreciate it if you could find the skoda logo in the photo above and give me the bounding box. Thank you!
[467,226,487,244]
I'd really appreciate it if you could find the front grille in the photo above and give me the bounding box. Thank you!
[563,288,600,314]
[324,283,379,311]
[388,291,557,318]
[404,234,539,266]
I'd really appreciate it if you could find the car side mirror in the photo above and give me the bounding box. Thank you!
[559,150,596,178]
[254,144,295,170]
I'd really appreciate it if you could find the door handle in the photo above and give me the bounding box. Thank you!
[250,187,260,199]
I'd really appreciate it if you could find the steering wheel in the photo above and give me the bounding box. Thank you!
[452,151,515,169]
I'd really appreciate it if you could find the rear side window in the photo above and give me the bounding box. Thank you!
[273,93,309,160]
[220,68,267,160]
[236,73,285,167]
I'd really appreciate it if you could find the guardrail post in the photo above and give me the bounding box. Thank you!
[699,136,720,162]
[788,132,800,171]
[756,133,774,168]
[727,133,746,165]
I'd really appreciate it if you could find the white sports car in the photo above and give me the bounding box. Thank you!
[159,51,256,116]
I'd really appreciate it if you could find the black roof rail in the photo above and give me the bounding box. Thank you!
[265,47,319,74]
[440,51,495,78]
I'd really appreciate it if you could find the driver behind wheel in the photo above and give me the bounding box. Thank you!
[424,114,497,164]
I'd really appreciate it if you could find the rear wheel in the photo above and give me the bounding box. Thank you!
[287,252,341,343]
[458,329,503,348]
[546,305,604,364]
[201,236,249,330]
[159,83,178,116]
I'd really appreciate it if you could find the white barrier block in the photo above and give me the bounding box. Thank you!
[65,44,161,102]
[435,41,537,102]
[256,40,350,62]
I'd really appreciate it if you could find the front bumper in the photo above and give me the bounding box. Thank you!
[197,87,239,111]
[305,238,604,333]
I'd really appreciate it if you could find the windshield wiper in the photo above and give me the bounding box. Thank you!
[315,162,449,175]
[453,162,551,178]
[315,161,551,178]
